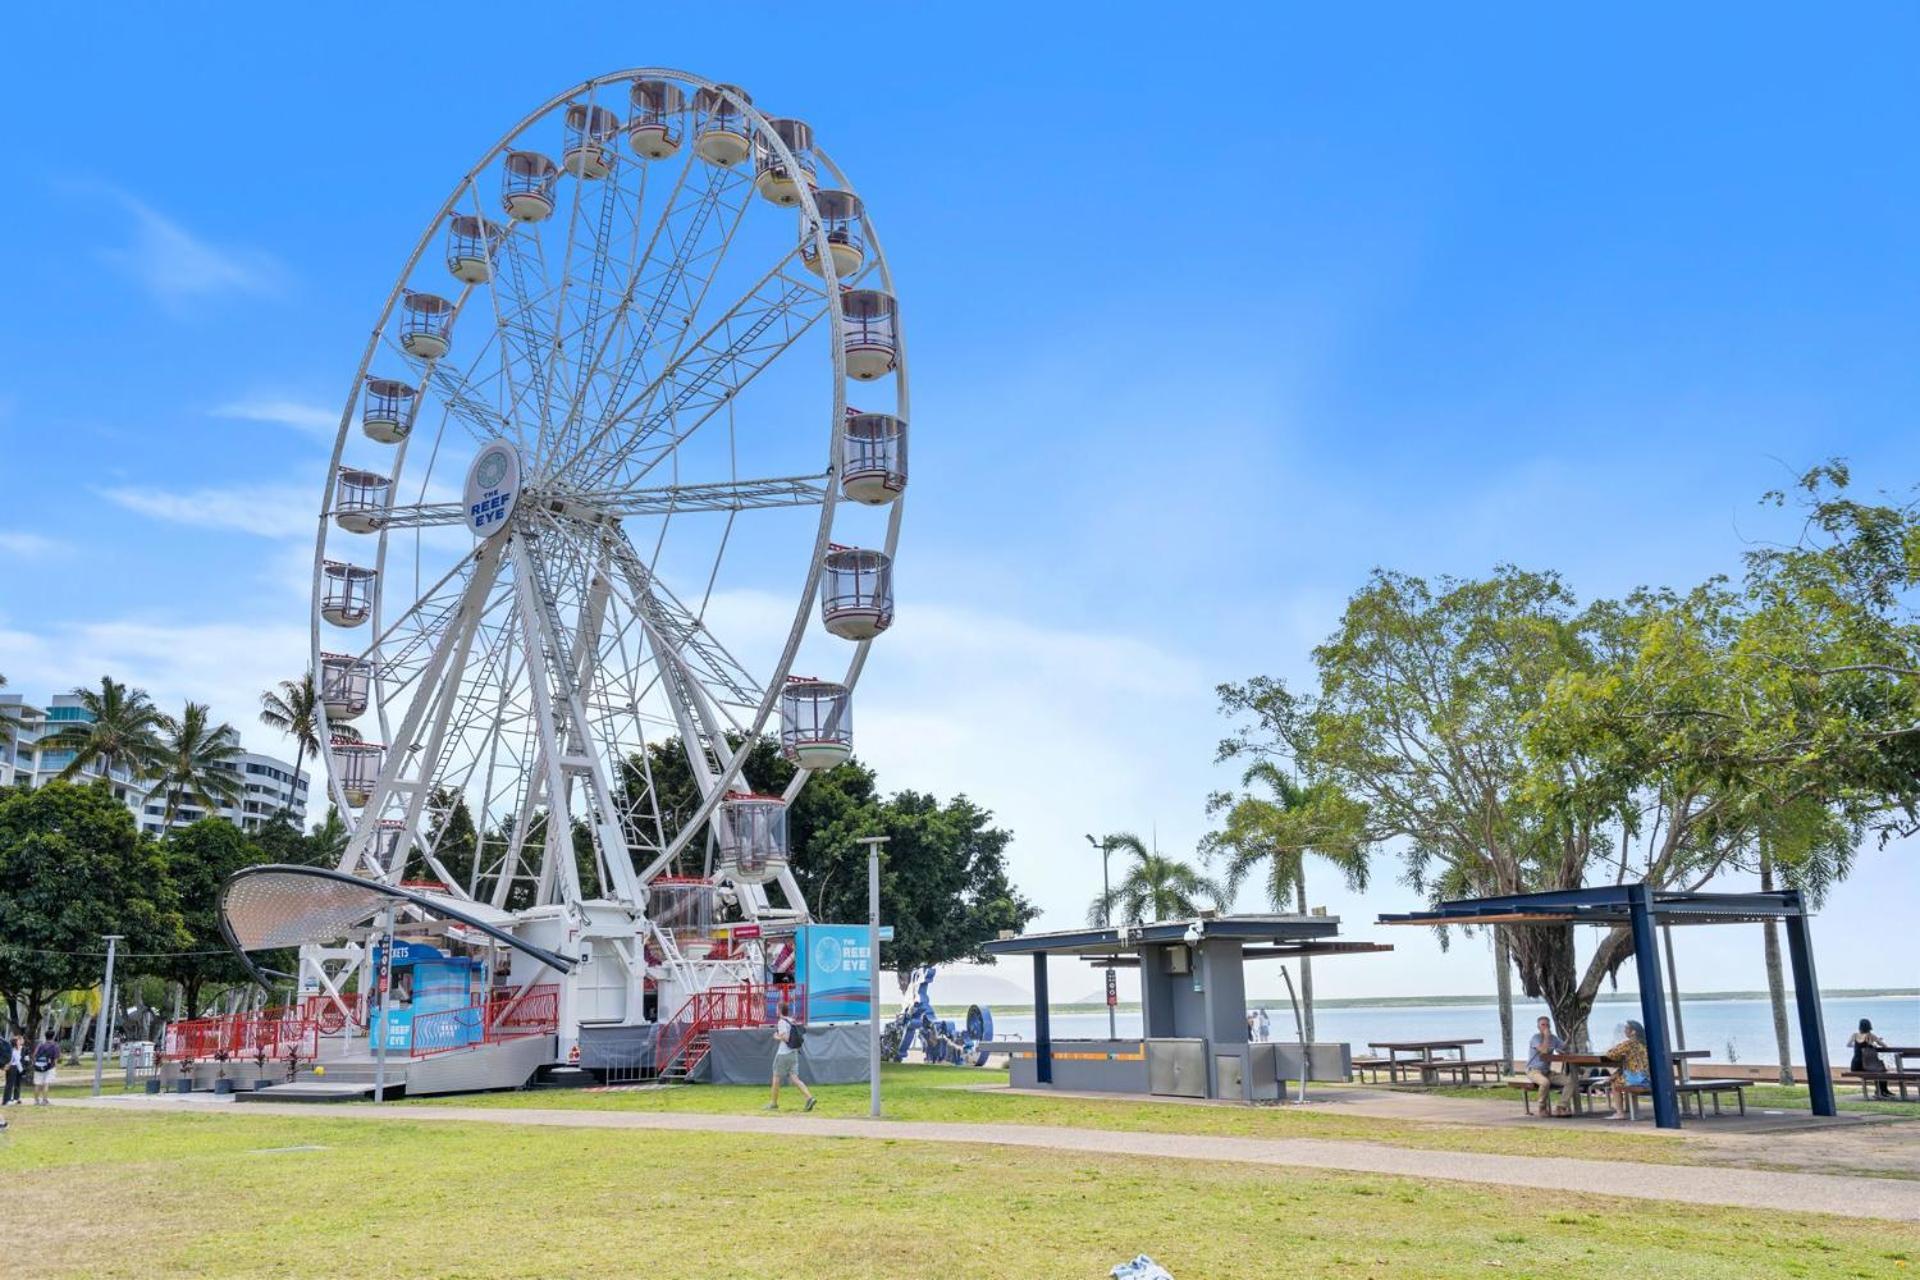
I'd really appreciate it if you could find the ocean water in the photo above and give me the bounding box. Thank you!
[985,994,1920,1067]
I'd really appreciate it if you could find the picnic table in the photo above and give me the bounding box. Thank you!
[1538,1049,1745,1118]
[1367,1038,1487,1086]
[1845,1045,1920,1101]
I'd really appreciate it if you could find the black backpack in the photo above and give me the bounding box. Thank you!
[32,1045,56,1072]
[785,1021,805,1051]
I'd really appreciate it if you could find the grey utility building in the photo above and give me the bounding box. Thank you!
[983,915,1388,1102]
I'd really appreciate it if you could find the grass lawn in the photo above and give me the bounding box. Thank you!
[409,1063,1695,1164]
[1,1106,1913,1278]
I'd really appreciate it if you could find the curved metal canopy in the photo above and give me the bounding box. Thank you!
[218,864,578,983]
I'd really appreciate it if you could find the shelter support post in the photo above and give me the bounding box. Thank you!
[1627,884,1681,1130]
[1033,953,1052,1085]
[1783,903,1835,1117]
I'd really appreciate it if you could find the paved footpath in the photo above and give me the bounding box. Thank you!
[78,1095,1920,1224]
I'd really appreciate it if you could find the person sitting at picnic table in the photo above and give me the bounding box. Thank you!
[1849,1018,1895,1099]
[1525,1015,1577,1117]
[1602,1020,1651,1120]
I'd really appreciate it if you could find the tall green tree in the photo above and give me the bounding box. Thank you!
[0,782,186,1032]
[427,788,480,894]
[1088,832,1225,926]
[0,672,20,754]
[1221,563,1867,1049]
[1201,761,1368,1042]
[34,676,166,800]
[148,702,245,826]
[259,674,355,818]
[154,819,268,1016]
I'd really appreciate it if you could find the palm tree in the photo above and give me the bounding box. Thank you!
[310,806,350,863]
[1202,761,1369,1042]
[33,676,166,798]
[147,701,245,826]
[0,672,20,754]
[1087,832,1226,926]
[259,673,355,816]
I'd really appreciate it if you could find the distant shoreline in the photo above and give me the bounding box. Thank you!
[940,988,1919,1016]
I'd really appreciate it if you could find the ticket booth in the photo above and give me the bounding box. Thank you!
[369,939,484,1053]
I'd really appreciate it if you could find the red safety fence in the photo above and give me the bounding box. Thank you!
[654,982,806,1077]
[300,992,371,1034]
[410,984,560,1059]
[161,1014,318,1063]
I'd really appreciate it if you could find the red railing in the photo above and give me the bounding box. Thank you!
[410,984,560,1058]
[654,982,806,1077]
[300,992,371,1034]
[161,1014,318,1063]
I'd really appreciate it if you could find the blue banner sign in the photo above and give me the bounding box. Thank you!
[794,924,873,1023]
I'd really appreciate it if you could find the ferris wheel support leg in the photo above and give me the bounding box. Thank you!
[494,763,549,910]
[505,571,587,910]
[338,540,505,878]
[560,552,647,907]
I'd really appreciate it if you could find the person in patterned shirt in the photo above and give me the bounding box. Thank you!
[1604,1020,1651,1120]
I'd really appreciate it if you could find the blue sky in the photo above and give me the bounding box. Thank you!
[0,5,1915,999]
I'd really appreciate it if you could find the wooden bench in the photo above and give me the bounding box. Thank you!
[1620,1079,1747,1120]
[1350,1055,1392,1084]
[1841,1070,1920,1101]
[1508,1074,1595,1116]
[1428,1057,1507,1085]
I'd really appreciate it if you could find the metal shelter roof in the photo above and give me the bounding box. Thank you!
[217,864,578,985]
[1376,886,1809,930]
[982,914,1341,958]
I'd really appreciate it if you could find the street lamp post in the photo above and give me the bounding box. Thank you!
[856,834,890,1118]
[1084,834,1115,1040]
[92,935,122,1098]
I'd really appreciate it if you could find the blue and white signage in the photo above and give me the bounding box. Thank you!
[464,441,521,537]
[794,924,874,1023]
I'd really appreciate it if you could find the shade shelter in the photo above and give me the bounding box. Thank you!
[1377,884,1836,1129]
[983,916,1389,1102]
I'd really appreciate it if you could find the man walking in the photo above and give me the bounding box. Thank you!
[765,1000,816,1112]
[4,1035,23,1105]
[1526,1015,1578,1117]
[31,1030,59,1106]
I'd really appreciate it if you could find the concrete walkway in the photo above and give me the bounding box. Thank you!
[75,1094,1920,1223]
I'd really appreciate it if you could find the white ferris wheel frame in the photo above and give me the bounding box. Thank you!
[306,67,907,924]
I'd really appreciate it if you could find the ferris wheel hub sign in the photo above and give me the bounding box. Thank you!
[464,442,521,537]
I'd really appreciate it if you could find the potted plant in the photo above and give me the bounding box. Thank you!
[252,1041,275,1091]
[173,1053,196,1093]
[212,1048,234,1095]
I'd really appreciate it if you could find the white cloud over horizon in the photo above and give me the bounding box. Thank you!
[0,531,70,560]
[98,480,315,539]
[94,190,288,307]
[214,398,340,436]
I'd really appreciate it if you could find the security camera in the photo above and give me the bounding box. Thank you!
[1183,921,1204,946]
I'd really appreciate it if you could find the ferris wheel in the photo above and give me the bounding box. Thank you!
[309,69,906,926]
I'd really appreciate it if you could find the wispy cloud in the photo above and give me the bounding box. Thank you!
[214,398,340,436]
[0,531,70,559]
[95,190,287,306]
[98,481,313,539]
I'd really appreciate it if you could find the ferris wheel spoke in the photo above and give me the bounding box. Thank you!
[565,472,828,518]
[605,530,763,710]
[576,262,827,493]
[378,500,471,529]
[547,162,755,480]
[338,538,506,877]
